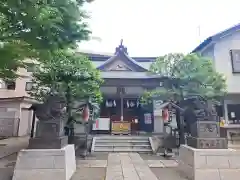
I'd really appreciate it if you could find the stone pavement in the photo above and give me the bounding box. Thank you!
[1,152,181,180]
[106,153,158,180]
[71,153,180,180]
[0,137,29,159]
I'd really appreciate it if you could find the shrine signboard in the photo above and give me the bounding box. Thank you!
[111,121,131,135]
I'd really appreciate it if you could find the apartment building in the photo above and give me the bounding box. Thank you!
[192,23,240,123]
[0,62,36,137]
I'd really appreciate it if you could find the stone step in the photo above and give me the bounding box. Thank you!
[95,144,151,147]
[94,146,152,151]
[95,136,149,140]
[92,136,153,153]
[95,142,150,146]
[94,148,152,152]
[95,139,149,143]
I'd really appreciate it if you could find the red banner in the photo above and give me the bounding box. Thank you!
[82,106,90,122]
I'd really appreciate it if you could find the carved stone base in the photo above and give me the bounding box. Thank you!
[187,136,228,149]
[28,136,68,149]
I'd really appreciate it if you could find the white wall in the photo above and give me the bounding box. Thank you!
[201,45,215,61]
[213,31,240,93]
[223,94,240,122]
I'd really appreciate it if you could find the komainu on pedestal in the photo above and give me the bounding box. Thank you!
[183,96,228,149]
[13,95,76,180]
[177,96,238,180]
[28,95,68,149]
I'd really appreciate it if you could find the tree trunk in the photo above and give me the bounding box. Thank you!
[65,84,74,144]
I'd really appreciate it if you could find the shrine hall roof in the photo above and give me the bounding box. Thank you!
[100,71,161,79]
[78,41,156,71]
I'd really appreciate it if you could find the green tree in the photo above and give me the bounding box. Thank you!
[0,0,92,78]
[143,53,227,103]
[29,50,103,142]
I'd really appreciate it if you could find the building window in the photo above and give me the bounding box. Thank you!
[6,81,16,90]
[25,82,34,91]
[230,50,240,73]
[26,63,36,72]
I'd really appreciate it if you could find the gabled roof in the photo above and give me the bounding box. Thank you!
[96,40,148,72]
[192,23,240,53]
[80,52,156,62]
[83,53,157,63]
[157,101,184,111]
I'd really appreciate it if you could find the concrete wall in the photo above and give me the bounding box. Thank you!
[200,31,240,94]
[20,102,34,136]
[0,67,32,99]
[201,44,215,61]
[0,99,33,137]
[0,111,19,137]
[213,31,240,93]
[223,94,240,122]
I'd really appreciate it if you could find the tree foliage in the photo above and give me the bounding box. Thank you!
[29,50,103,104]
[0,0,92,79]
[29,50,103,142]
[143,53,227,103]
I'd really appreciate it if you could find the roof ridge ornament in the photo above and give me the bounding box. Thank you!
[115,39,128,55]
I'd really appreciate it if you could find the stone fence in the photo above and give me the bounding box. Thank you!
[178,145,240,180]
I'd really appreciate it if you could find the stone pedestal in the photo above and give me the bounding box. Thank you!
[28,136,68,149]
[178,145,240,180]
[187,121,228,149]
[28,120,68,149]
[12,145,76,180]
[187,136,228,149]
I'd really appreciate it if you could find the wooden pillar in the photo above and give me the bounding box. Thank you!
[117,87,125,122]
[120,95,123,121]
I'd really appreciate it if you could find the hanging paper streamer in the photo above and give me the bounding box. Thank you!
[130,101,135,107]
[106,100,116,107]
[144,113,152,124]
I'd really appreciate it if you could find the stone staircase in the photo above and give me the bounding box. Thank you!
[91,136,153,153]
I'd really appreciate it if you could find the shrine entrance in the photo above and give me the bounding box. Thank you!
[96,97,142,134]
[92,94,154,134]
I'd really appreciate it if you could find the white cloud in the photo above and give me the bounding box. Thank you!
[79,0,240,56]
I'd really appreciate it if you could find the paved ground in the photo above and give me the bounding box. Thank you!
[151,168,187,180]
[0,152,184,180]
[72,167,106,180]
[0,153,17,180]
[74,153,181,180]
[0,137,29,159]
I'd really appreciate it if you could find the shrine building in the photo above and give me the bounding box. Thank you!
[82,41,166,134]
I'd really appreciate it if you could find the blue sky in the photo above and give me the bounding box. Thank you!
[78,0,240,56]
